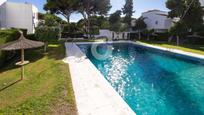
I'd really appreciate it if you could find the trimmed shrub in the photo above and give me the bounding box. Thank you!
[11,28,27,35]
[0,29,20,67]
[90,26,99,35]
[35,26,60,52]
[26,34,37,40]
[35,26,60,42]
[155,32,170,42]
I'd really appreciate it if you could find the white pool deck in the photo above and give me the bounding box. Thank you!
[63,42,136,115]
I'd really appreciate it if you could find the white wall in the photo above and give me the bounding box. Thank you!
[32,5,39,32]
[95,29,128,40]
[0,2,7,28]
[200,0,204,6]
[95,29,112,39]
[0,0,7,5]
[0,2,38,34]
[142,10,173,32]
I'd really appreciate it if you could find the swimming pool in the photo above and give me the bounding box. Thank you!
[78,42,204,115]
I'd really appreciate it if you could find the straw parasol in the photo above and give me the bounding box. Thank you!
[0,31,44,80]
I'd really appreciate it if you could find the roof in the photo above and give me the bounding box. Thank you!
[0,0,7,6]
[0,32,44,51]
[142,9,168,15]
[156,13,168,16]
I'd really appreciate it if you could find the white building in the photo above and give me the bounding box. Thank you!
[0,1,39,34]
[0,0,7,5]
[142,10,173,33]
[200,0,204,6]
[94,29,129,40]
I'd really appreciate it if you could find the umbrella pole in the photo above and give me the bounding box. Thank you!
[21,49,24,80]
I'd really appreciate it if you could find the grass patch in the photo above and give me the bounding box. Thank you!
[138,41,204,55]
[0,42,77,114]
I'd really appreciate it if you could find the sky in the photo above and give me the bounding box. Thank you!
[9,0,169,22]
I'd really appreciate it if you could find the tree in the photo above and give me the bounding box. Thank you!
[166,0,204,33]
[35,27,60,52]
[109,10,122,32]
[76,0,111,38]
[132,17,147,39]
[87,16,109,29]
[169,21,188,45]
[44,0,111,38]
[122,0,134,29]
[143,29,154,41]
[38,13,65,27]
[44,0,76,23]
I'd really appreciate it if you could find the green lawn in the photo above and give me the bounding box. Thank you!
[0,42,77,114]
[138,41,204,55]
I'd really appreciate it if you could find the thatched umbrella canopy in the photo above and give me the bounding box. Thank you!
[0,31,44,80]
[0,32,44,50]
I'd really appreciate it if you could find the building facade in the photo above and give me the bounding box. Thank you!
[142,10,173,33]
[0,1,38,34]
[0,0,7,6]
[200,0,204,6]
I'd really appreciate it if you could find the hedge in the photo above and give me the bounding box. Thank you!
[0,29,20,67]
[35,26,60,42]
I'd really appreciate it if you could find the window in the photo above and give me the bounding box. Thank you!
[155,21,158,25]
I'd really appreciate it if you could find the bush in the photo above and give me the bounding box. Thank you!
[11,28,27,35]
[26,34,37,40]
[35,26,60,42]
[35,26,60,52]
[0,29,20,67]
[90,26,99,35]
[61,32,84,38]
[155,32,171,41]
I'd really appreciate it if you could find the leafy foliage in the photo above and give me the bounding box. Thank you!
[109,10,122,32]
[166,0,204,32]
[132,17,147,31]
[35,27,60,42]
[38,13,66,27]
[197,25,204,36]
[89,16,110,29]
[122,0,134,28]
[169,21,188,37]
[44,0,111,37]
[44,0,76,22]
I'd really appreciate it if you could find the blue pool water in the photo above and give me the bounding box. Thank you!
[78,43,204,115]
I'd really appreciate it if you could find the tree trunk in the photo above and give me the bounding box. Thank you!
[176,36,179,46]
[66,16,70,23]
[66,12,71,23]
[44,42,48,53]
[87,13,91,39]
[147,34,150,41]
[81,11,89,38]
[139,30,141,40]
[168,36,173,43]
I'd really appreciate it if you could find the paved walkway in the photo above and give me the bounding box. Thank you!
[63,43,136,115]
